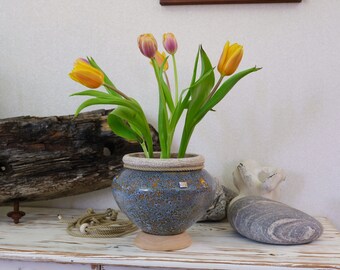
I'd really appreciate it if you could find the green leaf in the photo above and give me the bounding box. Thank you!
[194,66,261,125]
[178,66,261,158]
[70,90,113,99]
[112,100,154,158]
[112,106,145,137]
[107,111,141,143]
[158,92,169,158]
[151,58,170,158]
[177,46,215,157]
[160,76,175,113]
[152,58,175,114]
[188,46,215,114]
[87,57,121,98]
[74,97,138,117]
[189,46,200,86]
[169,92,189,131]
[169,47,211,133]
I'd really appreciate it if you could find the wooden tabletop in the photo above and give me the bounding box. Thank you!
[0,207,339,269]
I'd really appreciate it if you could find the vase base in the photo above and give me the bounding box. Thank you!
[134,231,192,251]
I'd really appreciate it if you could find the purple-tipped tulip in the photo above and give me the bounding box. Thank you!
[138,34,158,59]
[163,33,178,55]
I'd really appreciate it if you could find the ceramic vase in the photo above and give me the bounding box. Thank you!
[112,152,216,250]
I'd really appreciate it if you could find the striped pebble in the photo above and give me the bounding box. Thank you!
[228,196,323,245]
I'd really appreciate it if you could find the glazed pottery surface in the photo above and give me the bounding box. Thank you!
[112,153,216,235]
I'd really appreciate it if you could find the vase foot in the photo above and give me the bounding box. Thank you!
[134,231,192,251]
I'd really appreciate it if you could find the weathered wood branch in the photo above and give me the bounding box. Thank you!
[0,110,159,204]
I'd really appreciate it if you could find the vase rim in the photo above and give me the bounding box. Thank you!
[122,152,205,172]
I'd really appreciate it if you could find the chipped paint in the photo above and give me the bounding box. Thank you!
[0,208,339,269]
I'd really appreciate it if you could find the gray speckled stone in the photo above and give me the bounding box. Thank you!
[228,196,323,245]
[199,183,237,221]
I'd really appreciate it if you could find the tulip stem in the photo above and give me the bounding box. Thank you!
[207,75,224,100]
[151,58,170,158]
[172,54,179,106]
[164,72,171,92]
[103,83,130,100]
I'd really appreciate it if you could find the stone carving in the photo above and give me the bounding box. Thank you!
[200,160,285,222]
[199,181,237,221]
[228,196,323,245]
[233,160,286,199]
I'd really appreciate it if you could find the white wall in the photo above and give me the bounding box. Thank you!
[1,0,339,229]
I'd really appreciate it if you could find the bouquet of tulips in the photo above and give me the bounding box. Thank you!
[69,33,260,158]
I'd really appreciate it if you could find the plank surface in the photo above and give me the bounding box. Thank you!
[0,207,339,269]
[160,0,302,5]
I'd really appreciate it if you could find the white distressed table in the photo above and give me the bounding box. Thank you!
[0,207,339,270]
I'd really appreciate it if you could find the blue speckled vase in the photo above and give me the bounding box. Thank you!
[112,153,216,236]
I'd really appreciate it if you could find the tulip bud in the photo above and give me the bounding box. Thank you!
[163,33,178,55]
[217,41,244,76]
[138,34,158,59]
[152,51,169,71]
[69,58,104,89]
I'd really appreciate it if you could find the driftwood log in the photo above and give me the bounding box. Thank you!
[0,110,159,205]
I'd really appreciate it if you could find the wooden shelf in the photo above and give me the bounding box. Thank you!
[160,0,302,5]
[0,207,340,269]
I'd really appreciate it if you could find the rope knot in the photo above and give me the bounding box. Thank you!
[86,208,95,214]
[58,208,137,238]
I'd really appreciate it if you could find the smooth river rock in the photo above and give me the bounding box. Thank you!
[228,196,323,245]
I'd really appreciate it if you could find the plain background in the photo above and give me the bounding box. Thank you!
[0,0,339,229]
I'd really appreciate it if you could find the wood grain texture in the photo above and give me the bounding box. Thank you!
[0,110,159,203]
[0,207,339,269]
[160,0,302,6]
[0,260,97,270]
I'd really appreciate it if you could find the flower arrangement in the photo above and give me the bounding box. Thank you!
[69,33,260,159]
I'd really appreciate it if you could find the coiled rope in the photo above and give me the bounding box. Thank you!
[58,208,137,238]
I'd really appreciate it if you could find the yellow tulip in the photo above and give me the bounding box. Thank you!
[217,41,243,76]
[138,33,158,59]
[69,58,104,89]
[163,33,178,55]
[152,51,169,71]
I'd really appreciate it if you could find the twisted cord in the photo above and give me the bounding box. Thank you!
[58,208,137,238]
[123,165,204,171]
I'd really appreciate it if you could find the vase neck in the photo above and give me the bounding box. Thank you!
[122,152,205,172]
